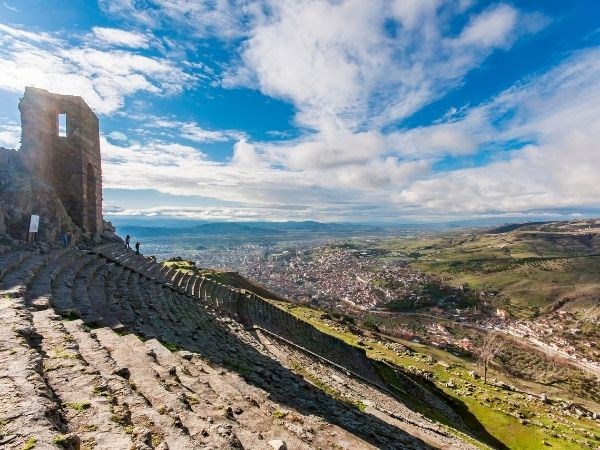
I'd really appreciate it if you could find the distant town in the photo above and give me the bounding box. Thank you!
[137,228,600,381]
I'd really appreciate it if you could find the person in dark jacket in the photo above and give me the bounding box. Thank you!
[135,241,140,255]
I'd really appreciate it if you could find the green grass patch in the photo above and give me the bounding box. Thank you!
[22,437,37,450]
[60,310,80,321]
[164,257,197,273]
[272,410,288,419]
[159,340,182,352]
[66,401,91,411]
[52,346,78,359]
[52,435,73,447]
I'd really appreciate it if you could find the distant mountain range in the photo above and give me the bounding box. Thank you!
[107,215,600,240]
[114,220,388,238]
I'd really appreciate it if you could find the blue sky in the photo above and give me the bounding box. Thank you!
[0,0,599,222]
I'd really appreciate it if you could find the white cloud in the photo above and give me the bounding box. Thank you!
[2,2,18,12]
[232,139,264,166]
[0,23,57,43]
[391,0,442,30]
[0,122,20,148]
[394,48,600,214]
[108,131,128,142]
[92,27,149,48]
[100,46,600,220]
[143,117,246,143]
[100,1,536,132]
[98,0,262,39]
[0,24,194,114]
[105,205,316,221]
[223,0,536,134]
[179,122,245,143]
[454,4,517,49]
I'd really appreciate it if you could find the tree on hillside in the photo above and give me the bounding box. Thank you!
[478,333,503,384]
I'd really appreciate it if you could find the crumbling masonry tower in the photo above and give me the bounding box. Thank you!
[18,87,103,234]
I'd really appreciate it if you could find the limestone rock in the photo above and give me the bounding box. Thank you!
[269,439,288,450]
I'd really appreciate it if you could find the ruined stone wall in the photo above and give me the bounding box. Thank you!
[18,87,103,234]
[0,146,78,241]
[191,275,383,386]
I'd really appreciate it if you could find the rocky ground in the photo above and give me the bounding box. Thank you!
[0,242,480,450]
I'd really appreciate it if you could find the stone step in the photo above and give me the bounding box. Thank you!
[95,243,122,254]
[176,273,190,294]
[72,257,107,325]
[63,321,201,449]
[0,297,63,448]
[0,250,33,281]
[29,309,133,450]
[160,266,175,284]
[126,272,156,339]
[136,282,181,345]
[135,258,154,276]
[145,261,164,280]
[103,263,132,329]
[93,329,237,447]
[89,263,124,330]
[171,270,185,288]
[26,249,75,310]
[143,338,308,449]
[126,255,148,272]
[116,253,138,269]
[86,245,474,449]
[0,252,49,297]
[108,247,133,261]
[111,268,139,329]
[51,252,91,315]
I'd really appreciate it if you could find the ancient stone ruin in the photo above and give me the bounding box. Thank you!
[19,87,103,234]
[0,87,108,242]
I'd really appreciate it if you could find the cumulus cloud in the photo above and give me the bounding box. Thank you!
[394,48,600,214]
[232,139,264,166]
[100,46,600,220]
[99,1,538,131]
[223,0,539,134]
[0,24,194,114]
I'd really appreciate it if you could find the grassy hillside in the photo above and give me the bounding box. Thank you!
[375,220,600,319]
[274,302,600,450]
[163,257,285,301]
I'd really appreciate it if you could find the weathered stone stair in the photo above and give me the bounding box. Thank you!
[0,243,479,449]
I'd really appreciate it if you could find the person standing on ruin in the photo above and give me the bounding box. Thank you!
[135,241,140,255]
[60,231,68,248]
[125,234,131,249]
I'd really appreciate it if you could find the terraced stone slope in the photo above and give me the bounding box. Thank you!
[0,242,480,449]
